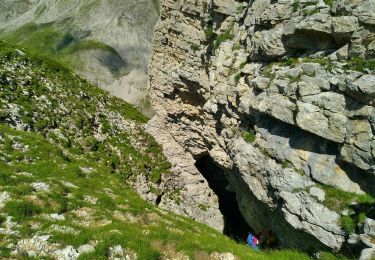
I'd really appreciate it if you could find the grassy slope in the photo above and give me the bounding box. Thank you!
[0,41,311,259]
[1,22,125,74]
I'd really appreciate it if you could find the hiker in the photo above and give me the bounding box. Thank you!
[246,232,260,250]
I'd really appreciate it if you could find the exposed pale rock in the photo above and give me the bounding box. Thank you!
[250,28,286,60]
[346,74,375,104]
[364,218,375,237]
[360,248,375,260]
[31,182,50,192]
[0,191,10,209]
[309,187,325,201]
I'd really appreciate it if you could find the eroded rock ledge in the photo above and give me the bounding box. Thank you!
[145,0,375,255]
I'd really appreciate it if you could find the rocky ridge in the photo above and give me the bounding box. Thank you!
[147,0,375,256]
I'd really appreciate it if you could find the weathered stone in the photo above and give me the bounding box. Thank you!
[364,218,375,237]
[296,101,346,143]
[213,0,238,16]
[332,16,359,43]
[250,28,287,60]
[346,74,375,104]
[309,187,325,201]
[360,248,375,260]
[252,76,271,90]
[246,92,296,125]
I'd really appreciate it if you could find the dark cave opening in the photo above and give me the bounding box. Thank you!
[195,155,252,242]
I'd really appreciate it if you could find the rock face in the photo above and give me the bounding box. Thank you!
[148,0,375,254]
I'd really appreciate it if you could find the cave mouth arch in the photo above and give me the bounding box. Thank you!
[195,155,252,242]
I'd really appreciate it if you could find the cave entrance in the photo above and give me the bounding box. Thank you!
[195,155,251,242]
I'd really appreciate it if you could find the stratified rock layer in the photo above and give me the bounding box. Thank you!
[148,0,375,254]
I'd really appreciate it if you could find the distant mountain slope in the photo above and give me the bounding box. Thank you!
[0,41,311,260]
[0,0,159,113]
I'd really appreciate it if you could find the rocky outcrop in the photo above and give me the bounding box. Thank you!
[148,0,375,254]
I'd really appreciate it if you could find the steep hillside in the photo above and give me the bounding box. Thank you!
[147,0,375,258]
[0,41,314,259]
[0,0,159,112]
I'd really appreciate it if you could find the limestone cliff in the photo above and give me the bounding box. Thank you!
[147,0,375,256]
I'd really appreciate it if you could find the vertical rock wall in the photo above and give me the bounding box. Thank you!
[147,0,375,254]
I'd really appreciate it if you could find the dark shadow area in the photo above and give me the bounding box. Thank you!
[256,115,339,155]
[339,161,375,196]
[195,155,251,242]
[283,29,338,50]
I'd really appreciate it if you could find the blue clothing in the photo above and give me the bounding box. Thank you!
[247,233,259,250]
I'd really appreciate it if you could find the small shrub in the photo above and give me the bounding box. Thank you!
[204,26,215,41]
[339,216,355,234]
[281,160,292,169]
[190,43,200,52]
[344,57,375,73]
[292,1,299,12]
[323,0,334,7]
[213,31,234,52]
[242,129,256,143]
[234,73,241,83]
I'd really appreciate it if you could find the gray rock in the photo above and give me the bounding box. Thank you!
[31,182,50,192]
[296,101,346,143]
[309,187,325,201]
[0,191,10,209]
[252,76,271,90]
[364,218,375,237]
[346,74,375,104]
[332,16,359,43]
[360,248,375,260]
[250,28,286,60]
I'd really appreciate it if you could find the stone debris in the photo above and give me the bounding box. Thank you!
[31,182,50,192]
[0,216,19,235]
[0,191,10,209]
[12,235,96,259]
[47,213,66,221]
[49,224,79,235]
[108,245,137,260]
[83,195,98,205]
[61,181,78,189]
[211,252,236,260]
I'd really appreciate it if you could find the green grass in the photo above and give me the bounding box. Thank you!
[323,0,334,7]
[4,200,42,222]
[339,216,355,234]
[344,57,375,73]
[320,184,375,234]
[321,185,375,212]
[204,26,216,41]
[1,22,124,74]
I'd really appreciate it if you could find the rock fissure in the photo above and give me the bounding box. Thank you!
[195,155,251,242]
